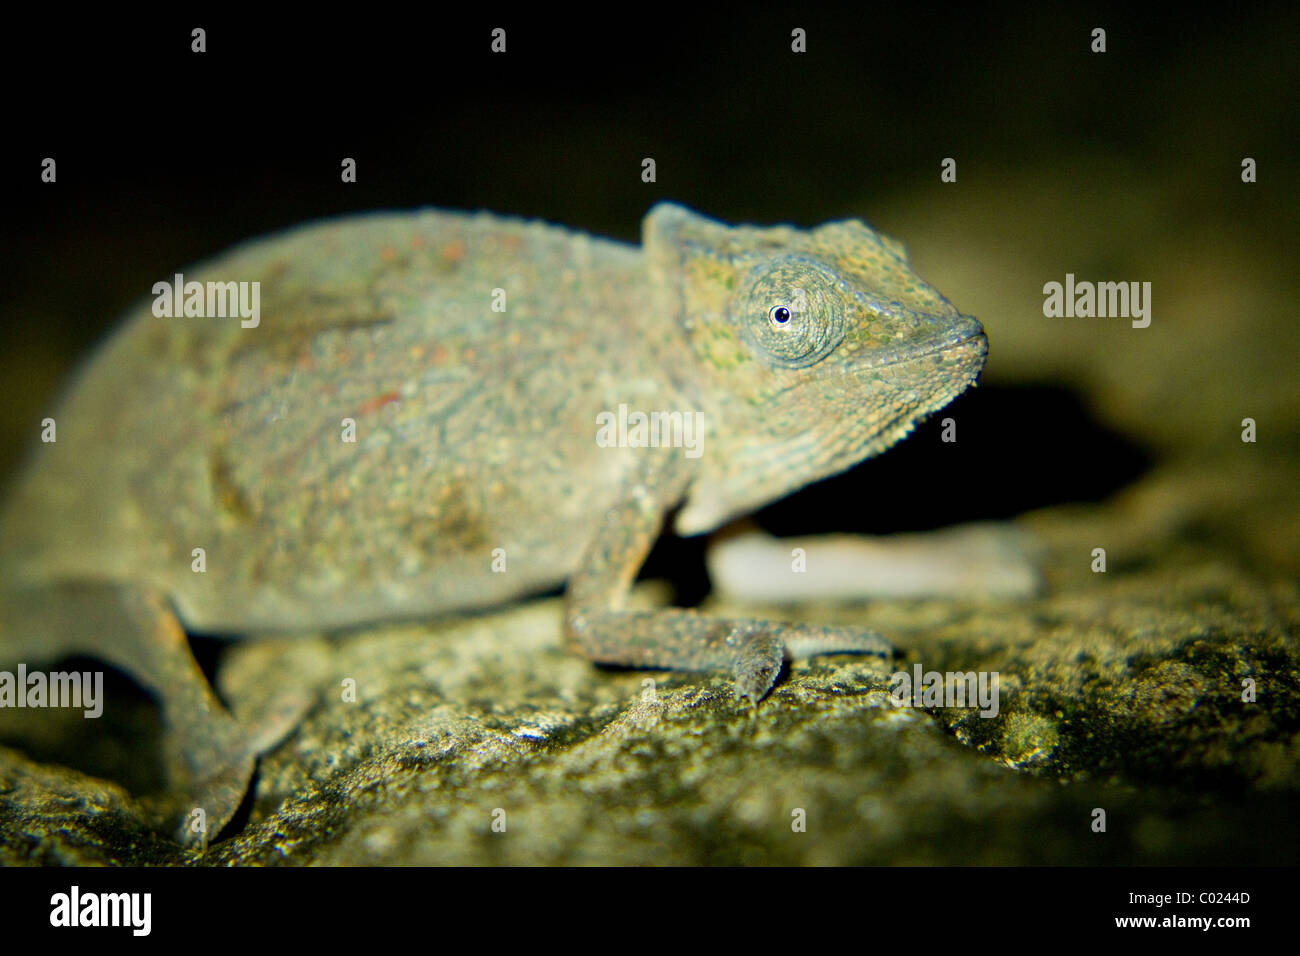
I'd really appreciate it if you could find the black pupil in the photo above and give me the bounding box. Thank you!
[772,306,791,324]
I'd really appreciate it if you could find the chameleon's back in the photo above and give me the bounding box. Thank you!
[0,209,664,640]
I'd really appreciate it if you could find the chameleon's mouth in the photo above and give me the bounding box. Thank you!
[845,311,987,371]
[764,313,987,403]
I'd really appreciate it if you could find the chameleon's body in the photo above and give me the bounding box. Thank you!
[0,204,986,843]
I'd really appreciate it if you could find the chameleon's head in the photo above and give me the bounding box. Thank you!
[643,202,988,536]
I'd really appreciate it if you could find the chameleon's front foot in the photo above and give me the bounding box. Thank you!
[730,623,894,702]
[565,474,894,703]
[566,608,894,703]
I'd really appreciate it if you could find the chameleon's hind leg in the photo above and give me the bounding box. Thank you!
[0,581,302,847]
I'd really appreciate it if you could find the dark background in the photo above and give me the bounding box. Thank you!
[1,3,1294,562]
[0,3,1297,873]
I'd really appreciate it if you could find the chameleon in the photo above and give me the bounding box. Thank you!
[0,203,987,843]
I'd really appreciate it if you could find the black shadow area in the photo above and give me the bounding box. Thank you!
[643,384,1153,606]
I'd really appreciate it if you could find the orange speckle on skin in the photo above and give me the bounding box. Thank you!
[442,240,466,263]
[409,345,426,361]
[379,245,399,262]
[431,344,449,363]
[356,389,402,416]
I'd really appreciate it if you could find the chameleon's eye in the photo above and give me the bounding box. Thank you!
[740,258,845,368]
